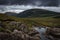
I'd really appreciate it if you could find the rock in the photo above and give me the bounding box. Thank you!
[50,28,60,37]
[29,36,40,40]
[28,29,40,40]
[12,29,40,40]
[46,27,60,40]
[9,21,22,29]
[0,32,11,40]
[0,22,41,40]
[28,30,39,36]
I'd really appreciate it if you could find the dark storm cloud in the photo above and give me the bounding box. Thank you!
[0,0,29,5]
[40,0,58,6]
[0,0,59,6]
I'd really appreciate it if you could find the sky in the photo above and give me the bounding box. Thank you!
[0,0,59,6]
[0,0,60,13]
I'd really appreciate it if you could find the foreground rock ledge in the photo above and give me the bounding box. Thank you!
[0,30,40,40]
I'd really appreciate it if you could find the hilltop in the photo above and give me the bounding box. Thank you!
[17,9,60,18]
[4,9,60,18]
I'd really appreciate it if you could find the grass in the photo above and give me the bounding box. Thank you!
[0,14,60,32]
[10,17,60,27]
[0,14,60,27]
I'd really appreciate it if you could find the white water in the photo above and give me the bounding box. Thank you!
[34,27,49,40]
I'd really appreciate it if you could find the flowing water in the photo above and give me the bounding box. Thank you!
[34,27,49,40]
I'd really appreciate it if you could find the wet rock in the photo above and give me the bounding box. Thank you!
[0,21,41,40]
[29,37,40,40]
[46,27,60,40]
[28,30,39,36]
[49,28,60,37]
[12,29,40,40]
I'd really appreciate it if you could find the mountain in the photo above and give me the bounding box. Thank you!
[4,9,60,18]
[5,12,18,16]
[17,9,60,18]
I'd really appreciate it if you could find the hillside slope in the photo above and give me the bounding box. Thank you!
[17,9,60,18]
[5,12,18,16]
[0,14,60,27]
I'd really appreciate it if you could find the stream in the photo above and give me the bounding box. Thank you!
[33,27,50,40]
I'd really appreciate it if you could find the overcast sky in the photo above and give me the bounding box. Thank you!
[0,0,60,13]
[0,0,59,6]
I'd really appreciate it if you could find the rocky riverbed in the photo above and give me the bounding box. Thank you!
[0,20,60,40]
[0,27,60,40]
[0,29,40,40]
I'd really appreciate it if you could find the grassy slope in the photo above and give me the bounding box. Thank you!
[15,17,60,27]
[0,14,60,27]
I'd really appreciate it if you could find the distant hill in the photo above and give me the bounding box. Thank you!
[4,9,60,18]
[17,9,60,18]
[5,12,18,16]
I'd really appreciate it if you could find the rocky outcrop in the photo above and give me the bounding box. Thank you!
[0,19,60,40]
[46,27,60,40]
[0,20,41,40]
[0,29,40,40]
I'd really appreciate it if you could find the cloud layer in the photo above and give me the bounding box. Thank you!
[0,0,59,6]
[0,5,60,13]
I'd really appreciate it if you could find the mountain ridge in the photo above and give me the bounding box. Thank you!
[17,9,60,18]
[3,9,60,18]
